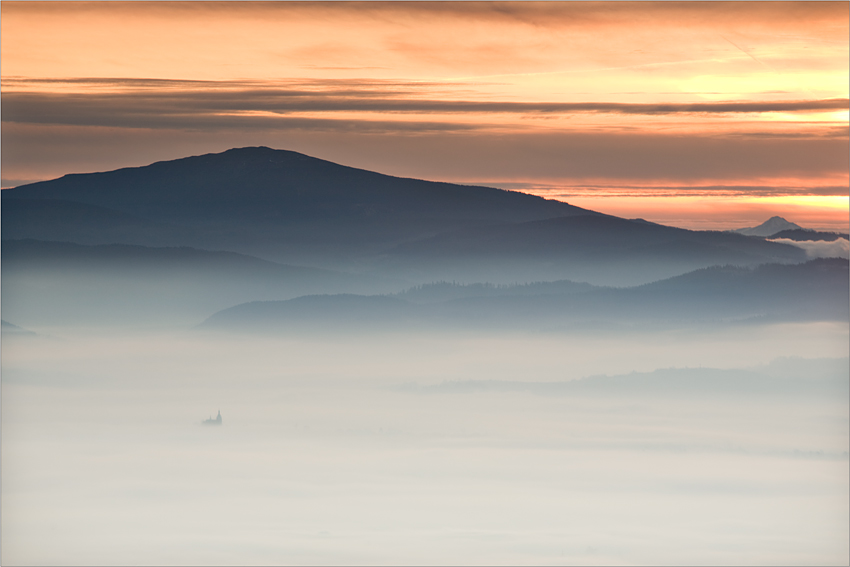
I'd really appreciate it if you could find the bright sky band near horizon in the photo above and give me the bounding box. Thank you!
[2,2,848,231]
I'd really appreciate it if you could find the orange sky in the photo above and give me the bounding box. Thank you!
[2,2,848,230]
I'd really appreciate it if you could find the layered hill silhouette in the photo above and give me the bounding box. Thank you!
[417,357,849,399]
[2,147,806,284]
[200,258,849,333]
[394,280,597,303]
[380,214,806,284]
[1,319,38,337]
[1,239,398,327]
[1,198,193,248]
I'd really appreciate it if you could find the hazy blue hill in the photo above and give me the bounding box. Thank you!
[642,258,848,293]
[3,238,330,273]
[1,239,402,328]
[1,198,195,246]
[201,294,420,332]
[1,319,38,337]
[381,214,807,285]
[532,258,850,324]
[419,359,850,399]
[625,259,849,321]
[770,229,849,242]
[391,215,804,262]
[202,259,848,332]
[393,280,598,303]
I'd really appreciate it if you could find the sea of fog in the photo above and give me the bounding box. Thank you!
[2,322,848,565]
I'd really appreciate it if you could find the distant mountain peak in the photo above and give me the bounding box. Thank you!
[734,216,803,237]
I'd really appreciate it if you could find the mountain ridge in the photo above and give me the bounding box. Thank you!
[0,147,816,284]
[1,238,403,328]
[3,146,594,224]
[1,146,605,268]
[200,258,849,332]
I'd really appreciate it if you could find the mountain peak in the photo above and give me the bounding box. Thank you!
[1,147,597,260]
[4,146,591,222]
[734,216,803,237]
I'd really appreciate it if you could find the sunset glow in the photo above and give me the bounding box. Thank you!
[2,1,847,230]
[3,5,849,565]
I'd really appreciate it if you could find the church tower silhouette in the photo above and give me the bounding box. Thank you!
[202,410,222,425]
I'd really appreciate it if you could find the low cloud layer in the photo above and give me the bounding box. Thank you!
[3,328,848,565]
[772,238,850,259]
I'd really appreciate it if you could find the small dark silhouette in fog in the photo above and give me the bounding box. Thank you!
[202,410,222,426]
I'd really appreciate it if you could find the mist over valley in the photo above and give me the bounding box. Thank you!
[2,148,848,565]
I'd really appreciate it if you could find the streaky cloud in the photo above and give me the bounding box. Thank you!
[3,86,847,130]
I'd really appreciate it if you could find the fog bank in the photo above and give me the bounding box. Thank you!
[3,324,848,565]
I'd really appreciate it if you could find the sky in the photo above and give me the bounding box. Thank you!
[1,1,848,230]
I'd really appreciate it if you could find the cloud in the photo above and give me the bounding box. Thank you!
[2,80,847,131]
[3,326,849,565]
[770,238,850,259]
[3,121,848,189]
[5,2,845,30]
[488,182,850,198]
